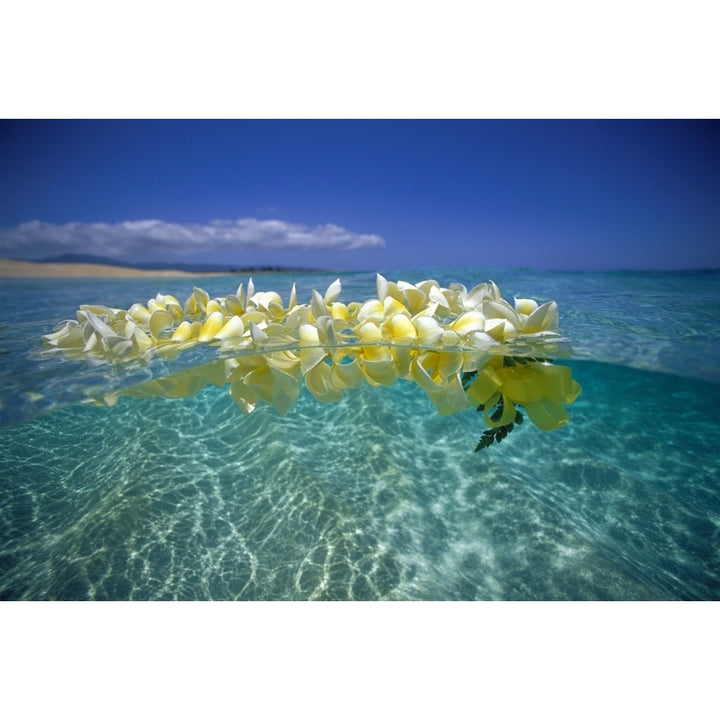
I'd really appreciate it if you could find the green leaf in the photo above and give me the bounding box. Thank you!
[474,433,496,452]
[490,399,504,422]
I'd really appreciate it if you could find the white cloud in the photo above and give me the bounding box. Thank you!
[0,218,386,259]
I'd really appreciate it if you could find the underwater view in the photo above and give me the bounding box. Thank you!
[1,265,719,600]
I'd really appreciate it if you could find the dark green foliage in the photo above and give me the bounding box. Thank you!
[490,401,505,422]
[503,355,548,367]
[461,370,478,390]
[474,430,497,451]
[472,396,525,452]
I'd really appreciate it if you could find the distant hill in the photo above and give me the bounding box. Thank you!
[41,253,322,274]
[45,253,129,267]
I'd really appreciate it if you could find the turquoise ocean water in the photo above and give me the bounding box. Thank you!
[1,266,719,600]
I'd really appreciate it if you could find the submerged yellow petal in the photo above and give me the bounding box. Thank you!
[484,394,516,427]
[391,346,413,378]
[244,365,276,405]
[229,379,258,414]
[437,350,463,378]
[436,373,471,415]
[524,398,570,431]
[330,357,364,390]
[298,323,327,373]
[305,362,343,402]
[362,358,398,387]
[300,346,327,374]
[466,366,503,406]
[269,366,301,415]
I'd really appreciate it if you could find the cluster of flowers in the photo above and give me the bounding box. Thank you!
[42,275,581,433]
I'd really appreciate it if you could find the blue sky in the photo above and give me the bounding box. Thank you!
[1,120,718,271]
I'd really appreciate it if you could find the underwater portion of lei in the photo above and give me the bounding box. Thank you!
[41,274,582,451]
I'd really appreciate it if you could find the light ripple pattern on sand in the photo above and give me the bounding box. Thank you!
[3,363,718,600]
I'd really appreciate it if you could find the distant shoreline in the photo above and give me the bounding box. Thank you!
[0,258,318,279]
[0,258,226,278]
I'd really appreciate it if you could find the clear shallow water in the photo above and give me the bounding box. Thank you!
[1,266,719,600]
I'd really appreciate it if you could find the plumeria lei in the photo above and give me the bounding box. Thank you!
[42,275,581,451]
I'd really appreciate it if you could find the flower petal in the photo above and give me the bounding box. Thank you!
[330,356,364,389]
[305,362,343,402]
[198,311,225,341]
[170,321,194,342]
[387,313,417,343]
[298,323,326,373]
[451,311,484,335]
[522,300,559,334]
[149,310,175,340]
[362,358,398,387]
[324,278,342,305]
[229,379,258,414]
[376,273,389,302]
[225,294,245,317]
[269,366,301,415]
[413,316,443,346]
[514,297,538,316]
[214,315,245,340]
[357,299,384,323]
